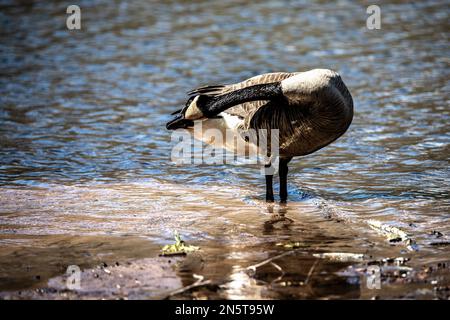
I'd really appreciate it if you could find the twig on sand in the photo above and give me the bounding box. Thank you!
[164,274,212,299]
[246,250,297,274]
[304,259,320,285]
[270,262,286,284]
[247,250,318,287]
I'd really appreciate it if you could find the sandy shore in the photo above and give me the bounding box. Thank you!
[1,253,449,300]
[0,257,185,300]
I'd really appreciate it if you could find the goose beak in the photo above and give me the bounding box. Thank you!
[166,114,194,130]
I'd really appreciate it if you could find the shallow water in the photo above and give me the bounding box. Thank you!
[0,0,449,298]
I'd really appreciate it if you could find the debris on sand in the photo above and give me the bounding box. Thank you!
[160,231,200,256]
[367,220,418,251]
[164,274,219,300]
[276,241,305,249]
[313,252,367,262]
[429,241,450,246]
[430,230,444,238]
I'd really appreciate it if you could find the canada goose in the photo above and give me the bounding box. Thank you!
[166,69,353,202]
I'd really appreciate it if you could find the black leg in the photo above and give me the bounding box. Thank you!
[279,157,292,203]
[266,174,274,202]
[265,163,274,202]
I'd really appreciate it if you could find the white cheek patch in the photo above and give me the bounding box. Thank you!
[184,96,204,120]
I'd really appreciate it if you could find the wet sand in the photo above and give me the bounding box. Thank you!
[1,253,449,300]
[0,182,449,300]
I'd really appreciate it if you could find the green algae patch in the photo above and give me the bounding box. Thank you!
[160,231,200,256]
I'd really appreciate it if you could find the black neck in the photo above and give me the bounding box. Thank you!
[201,82,283,117]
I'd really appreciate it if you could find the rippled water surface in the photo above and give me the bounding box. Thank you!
[0,0,449,298]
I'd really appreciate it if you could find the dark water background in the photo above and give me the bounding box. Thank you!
[0,0,449,298]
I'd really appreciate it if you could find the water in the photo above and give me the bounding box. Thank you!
[0,0,449,298]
